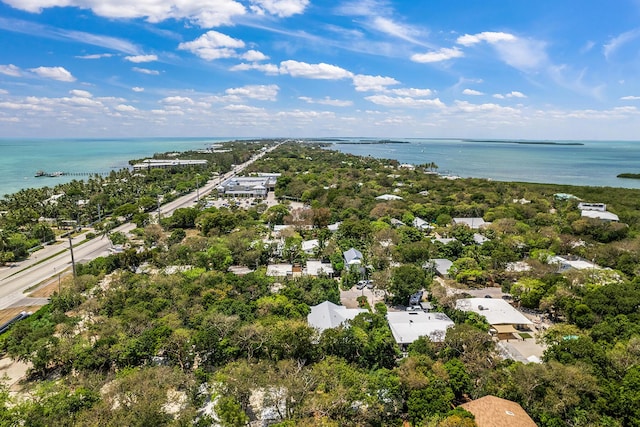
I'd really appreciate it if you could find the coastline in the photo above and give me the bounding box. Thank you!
[3,137,640,196]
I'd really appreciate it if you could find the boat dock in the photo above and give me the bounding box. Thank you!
[34,171,109,178]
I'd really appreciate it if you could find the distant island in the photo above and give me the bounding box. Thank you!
[336,139,410,145]
[464,139,584,146]
[617,173,640,179]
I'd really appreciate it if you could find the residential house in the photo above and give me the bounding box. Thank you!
[343,248,363,266]
[375,194,404,201]
[412,216,432,231]
[581,210,619,221]
[549,255,601,273]
[473,233,490,244]
[432,237,457,245]
[459,395,537,427]
[307,301,367,334]
[227,266,254,276]
[579,202,619,221]
[327,222,341,232]
[426,258,453,278]
[455,298,533,340]
[301,239,320,255]
[303,260,334,277]
[452,217,488,229]
[386,311,454,349]
[390,218,406,227]
[266,263,293,278]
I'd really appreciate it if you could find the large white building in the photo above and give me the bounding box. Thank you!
[132,159,207,171]
[216,175,278,198]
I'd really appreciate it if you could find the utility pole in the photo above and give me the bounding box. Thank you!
[68,235,76,277]
[196,174,200,203]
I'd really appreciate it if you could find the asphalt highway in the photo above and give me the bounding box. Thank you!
[0,142,281,311]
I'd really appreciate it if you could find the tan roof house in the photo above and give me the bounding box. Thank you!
[459,395,537,427]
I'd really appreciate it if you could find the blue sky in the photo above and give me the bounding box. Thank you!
[2,0,640,139]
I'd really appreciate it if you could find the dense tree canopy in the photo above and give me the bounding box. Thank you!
[0,141,639,426]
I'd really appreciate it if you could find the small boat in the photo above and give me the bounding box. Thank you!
[35,170,46,177]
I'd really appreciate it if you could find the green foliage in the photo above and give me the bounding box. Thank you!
[215,395,249,427]
[389,264,426,305]
[4,142,640,426]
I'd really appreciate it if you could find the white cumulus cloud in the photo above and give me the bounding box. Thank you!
[365,95,445,108]
[161,96,195,105]
[3,0,247,28]
[279,60,353,80]
[493,91,527,99]
[299,96,353,107]
[69,89,92,98]
[249,0,309,17]
[462,89,484,96]
[620,95,640,100]
[178,31,245,60]
[29,66,76,82]
[115,104,137,112]
[453,100,519,115]
[125,54,158,63]
[352,74,399,92]
[456,31,517,46]
[225,84,279,101]
[132,87,145,92]
[411,47,463,63]
[223,104,265,112]
[390,88,434,97]
[241,50,269,61]
[0,64,22,77]
[230,62,280,74]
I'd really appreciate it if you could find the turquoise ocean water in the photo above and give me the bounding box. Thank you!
[324,138,640,190]
[1,137,640,197]
[0,137,231,197]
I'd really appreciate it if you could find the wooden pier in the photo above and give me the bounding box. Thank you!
[35,171,110,178]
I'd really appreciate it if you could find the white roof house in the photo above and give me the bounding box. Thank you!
[578,202,607,212]
[327,222,341,232]
[427,258,454,278]
[453,217,488,229]
[432,237,457,245]
[304,260,334,277]
[386,311,454,345]
[455,298,532,327]
[473,233,490,244]
[132,159,207,171]
[390,218,406,227]
[272,224,293,234]
[301,239,320,254]
[375,194,404,201]
[307,301,367,333]
[266,263,293,277]
[412,216,432,231]
[549,255,601,272]
[581,210,619,221]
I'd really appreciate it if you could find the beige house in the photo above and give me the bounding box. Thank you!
[459,395,537,427]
